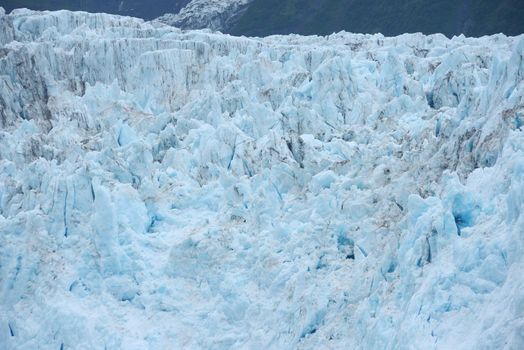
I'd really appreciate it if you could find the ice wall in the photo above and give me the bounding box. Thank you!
[1,8,523,349]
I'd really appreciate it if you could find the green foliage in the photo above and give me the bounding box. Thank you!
[230,0,524,37]
[3,0,523,37]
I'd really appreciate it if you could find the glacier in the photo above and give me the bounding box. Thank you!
[1,7,524,350]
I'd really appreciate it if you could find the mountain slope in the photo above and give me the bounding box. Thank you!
[230,0,524,37]
[157,0,252,32]
[4,0,524,37]
[1,8,524,349]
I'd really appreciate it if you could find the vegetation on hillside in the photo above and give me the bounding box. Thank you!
[3,0,524,37]
[230,0,524,37]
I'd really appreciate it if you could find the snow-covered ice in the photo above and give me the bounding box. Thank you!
[157,0,252,32]
[1,8,524,349]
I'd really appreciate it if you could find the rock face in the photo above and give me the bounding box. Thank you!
[228,0,524,37]
[157,0,253,32]
[6,0,524,36]
[1,8,524,350]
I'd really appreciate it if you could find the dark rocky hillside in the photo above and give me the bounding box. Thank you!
[3,0,524,37]
[230,0,524,37]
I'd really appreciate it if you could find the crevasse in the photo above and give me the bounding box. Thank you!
[0,8,523,350]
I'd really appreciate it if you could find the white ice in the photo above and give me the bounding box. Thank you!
[157,0,252,32]
[1,8,524,350]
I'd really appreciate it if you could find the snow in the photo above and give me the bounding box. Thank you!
[1,8,524,350]
[157,0,252,32]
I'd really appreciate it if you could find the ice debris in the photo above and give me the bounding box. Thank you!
[0,9,524,350]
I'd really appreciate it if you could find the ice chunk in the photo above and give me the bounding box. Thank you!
[0,9,523,350]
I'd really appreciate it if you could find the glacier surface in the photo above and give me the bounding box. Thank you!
[1,8,524,350]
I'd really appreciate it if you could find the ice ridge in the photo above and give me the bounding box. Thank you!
[1,8,524,350]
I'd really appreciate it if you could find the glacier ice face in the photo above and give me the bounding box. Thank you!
[1,8,524,349]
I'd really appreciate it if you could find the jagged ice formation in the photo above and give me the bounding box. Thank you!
[1,7,524,350]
